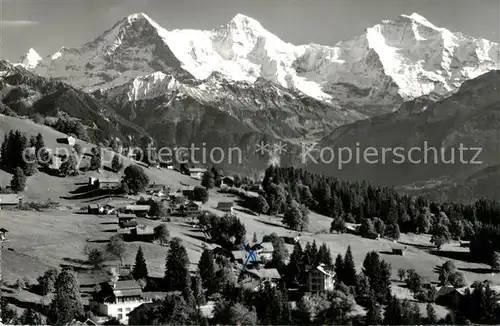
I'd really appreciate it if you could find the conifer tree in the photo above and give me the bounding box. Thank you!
[49,268,84,325]
[191,272,206,307]
[198,247,216,293]
[343,246,357,286]
[426,303,437,324]
[10,167,26,192]
[132,246,149,281]
[335,253,344,283]
[165,237,190,292]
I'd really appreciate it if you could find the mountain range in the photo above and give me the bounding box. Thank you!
[3,12,500,201]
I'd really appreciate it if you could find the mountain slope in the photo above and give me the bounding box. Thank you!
[94,71,366,142]
[23,12,498,118]
[0,60,146,144]
[304,70,500,192]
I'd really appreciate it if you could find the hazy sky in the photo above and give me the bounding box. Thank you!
[1,0,499,61]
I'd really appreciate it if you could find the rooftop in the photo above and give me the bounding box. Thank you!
[217,202,234,207]
[0,194,22,204]
[125,205,151,211]
[135,225,154,235]
[246,268,281,280]
[189,168,207,173]
[259,242,274,252]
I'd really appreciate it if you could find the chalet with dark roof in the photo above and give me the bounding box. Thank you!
[93,280,151,324]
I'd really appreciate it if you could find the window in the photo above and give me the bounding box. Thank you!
[118,314,123,320]
[126,308,131,312]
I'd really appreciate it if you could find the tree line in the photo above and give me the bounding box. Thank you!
[262,166,500,265]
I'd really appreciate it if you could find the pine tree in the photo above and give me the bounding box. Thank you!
[23,147,38,176]
[89,150,102,171]
[35,133,45,153]
[426,303,437,324]
[49,268,84,325]
[165,237,190,292]
[198,248,215,293]
[286,241,304,286]
[59,154,78,176]
[335,254,344,283]
[20,307,43,325]
[10,167,26,192]
[132,246,149,281]
[111,153,123,172]
[252,232,258,243]
[365,297,382,325]
[343,246,357,286]
[201,171,215,189]
[191,272,206,307]
[383,295,403,325]
[491,251,500,272]
[256,195,269,215]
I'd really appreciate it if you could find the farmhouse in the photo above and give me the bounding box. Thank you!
[244,268,281,282]
[232,250,262,266]
[130,225,155,242]
[182,201,201,216]
[0,194,23,209]
[0,228,8,241]
[118,214,138,228]
[392,246,406,256]
[364,232,380,240]
[189,168,207,179]
[146,184,168,197]
[49,156,63,170]
[88,204,102,215]
[98,179,121,190]
[256,242,274,261]
[93,280,151,325]
[182,187,195,200]
[216,201,234,213]
[57,136,76,146]
[306,264,335,293]
[123,205,150,217]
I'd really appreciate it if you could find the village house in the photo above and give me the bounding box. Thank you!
[436,284,500,308]
[392,247,406,255]
[56,136,76,146]
[123,205,150,217]
[181,187,196,200]
[306,264,335,293]
[49,155,63,170]
[118,214,138,228]
[188,168,207,180]
[146,184,168,197]
[130,225,155,242]
[180,201,201,216]
[0,194,23,209]
[231,250,262,266]
[88,204,102,215]
[0,228,8,241]
[216,201,234,214]
[93,280,152,325]
[256,242,274,261]
[243,268,281,286]
[364,231,380,240]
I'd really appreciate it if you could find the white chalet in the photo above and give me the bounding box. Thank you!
[94,280,151,325]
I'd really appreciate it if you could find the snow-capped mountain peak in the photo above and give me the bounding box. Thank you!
[22,12,499,116]
[18,48,42,68]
